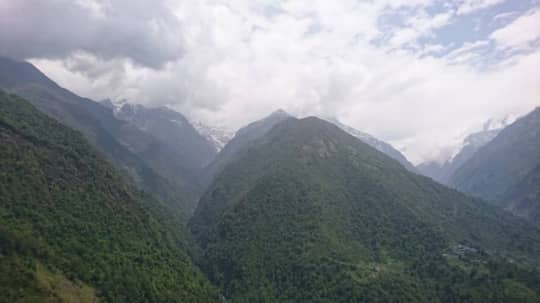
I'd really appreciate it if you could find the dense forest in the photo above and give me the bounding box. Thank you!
[0,91,220,302]
[191,117,540,302]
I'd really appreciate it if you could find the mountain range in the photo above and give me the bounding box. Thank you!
[2,56,540,302]
[0,57,216,217]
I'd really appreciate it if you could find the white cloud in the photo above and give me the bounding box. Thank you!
[386,9,454,47]
[443,40,491,64]
[456,0,506,15]
[491,9,540,50]
[15,0,540,164]
[492,11,518,22]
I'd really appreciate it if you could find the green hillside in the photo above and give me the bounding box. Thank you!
[0,91,220,302]
[191,117,540,303]
[201,109,292,187]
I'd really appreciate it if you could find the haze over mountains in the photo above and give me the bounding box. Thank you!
[449,108,540,226]
[1,56,540,302]
[416,118,512,184]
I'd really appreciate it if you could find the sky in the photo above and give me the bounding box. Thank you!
[1,0,540,164]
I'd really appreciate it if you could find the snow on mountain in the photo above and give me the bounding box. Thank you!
[417,114,517,184]
[321,117,417,172]
[192,121,235,152]
[447,114,517,164]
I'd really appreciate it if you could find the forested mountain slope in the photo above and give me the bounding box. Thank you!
[0,91,220,302]
[191,116,540,303]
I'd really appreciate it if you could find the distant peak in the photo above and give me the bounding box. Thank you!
[269,109,290,118]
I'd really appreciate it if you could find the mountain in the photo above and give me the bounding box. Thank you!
[203,110,416,187]
[416,161,445,182]
[113,102,217,185]
[191,116,540,302]
[417,116,515,184]
[201,109,292,185]
[323,117,416,172]
[0,57,198,217]
[505,164,540,223]
[0,91,220,302]
[418,128,502,184]
[450,107,540,225]
[192,121,234,152]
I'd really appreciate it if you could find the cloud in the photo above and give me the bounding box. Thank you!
[456,0,507,15]
[0,0,184,68]
[5,0,540,164]
[492,11,518,22]
[490,9,540,50]
[443,40,491,64]
[388,10,454,47]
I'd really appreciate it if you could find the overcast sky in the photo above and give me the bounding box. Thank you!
[1,0,540,164]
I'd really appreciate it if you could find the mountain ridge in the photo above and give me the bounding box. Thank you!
[322,117,417,172]
[112,102,218,194]
[449,106,540,225]
[202,110,418,187]
[0,56,203,218]
[191,115,540,302]
[417,115,515,184]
